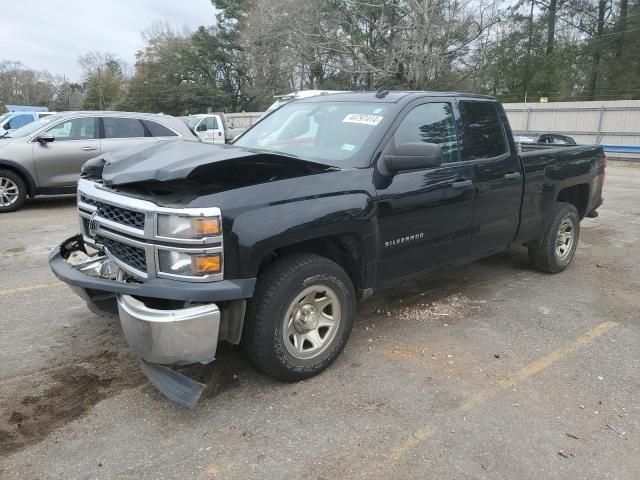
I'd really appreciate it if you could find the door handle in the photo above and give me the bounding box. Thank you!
[504,172,522,180]
[81,146,97,152]
[452,179,473,189]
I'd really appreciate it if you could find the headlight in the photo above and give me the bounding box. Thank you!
[157,214,221,239]
[157,250,222,277]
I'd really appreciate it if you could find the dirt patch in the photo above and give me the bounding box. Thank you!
[0,350,145,457]
[371,293,483,325]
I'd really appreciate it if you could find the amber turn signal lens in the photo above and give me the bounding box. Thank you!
[191,254,221,275]
[192,217,220,236]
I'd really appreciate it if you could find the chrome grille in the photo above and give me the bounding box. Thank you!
[80,194,145,230]
[98,236,147,273]
[80,194,98,207]
[77,179,223,282]
[99,203,144,229]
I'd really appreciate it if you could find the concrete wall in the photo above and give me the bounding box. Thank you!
[226,112,262,129]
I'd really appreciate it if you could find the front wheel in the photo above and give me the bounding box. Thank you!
[529,202,580,273]
[242,254,356,382]
[0,169,27,213]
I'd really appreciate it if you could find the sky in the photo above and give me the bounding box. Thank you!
[0,0,217,81]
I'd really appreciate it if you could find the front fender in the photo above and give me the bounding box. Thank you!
[230,193,375,277]
[0,159,37,195]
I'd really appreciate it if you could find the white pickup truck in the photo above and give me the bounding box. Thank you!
[186,113,246,144]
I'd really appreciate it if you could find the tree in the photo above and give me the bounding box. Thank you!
[78,52,128,109]
[0,61,64,109]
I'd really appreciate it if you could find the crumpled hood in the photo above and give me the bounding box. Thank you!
[83,140,335,187]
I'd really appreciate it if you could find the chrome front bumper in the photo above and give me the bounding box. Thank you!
[118,295,220,365]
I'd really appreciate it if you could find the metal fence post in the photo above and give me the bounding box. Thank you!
[525,107,531,131]
[596,106,605,143]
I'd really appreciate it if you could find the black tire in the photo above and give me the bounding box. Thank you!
[529,202,580,273]
[0,169,27,213]
[242,253,356,382]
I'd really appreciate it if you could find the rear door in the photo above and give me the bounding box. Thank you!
[99,117,158,153]
[375,101,475,283]
[33,116,100,188]
[458,100,523,257]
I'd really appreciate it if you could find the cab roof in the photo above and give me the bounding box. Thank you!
[296,90,497,104]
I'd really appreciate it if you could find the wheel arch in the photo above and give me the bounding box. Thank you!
[556,183,590,218]
[256,232,368,296]
[0,160,36,196]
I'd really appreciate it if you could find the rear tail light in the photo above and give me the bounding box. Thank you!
[602,155,608,186]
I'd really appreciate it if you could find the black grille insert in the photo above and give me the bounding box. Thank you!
[98,236,147,273]
[80,195,145,230]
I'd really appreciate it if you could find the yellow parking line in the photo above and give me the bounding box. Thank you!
[390,427,435,458]
[0,282,63,297]
[392,321,618,458]
[459,320,617,412]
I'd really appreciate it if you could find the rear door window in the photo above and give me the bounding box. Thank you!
[393,103,459,163]
[142,120,178,137]
[103,117,146,138]
[552,135,571,145]
[459,101,507,160]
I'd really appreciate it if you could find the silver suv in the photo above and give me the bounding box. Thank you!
[0,111,198,212]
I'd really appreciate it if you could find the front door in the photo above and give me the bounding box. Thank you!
[196,116,224,144]
[33,117,100,188]
[375,101,475,284]
[458,101,523,257]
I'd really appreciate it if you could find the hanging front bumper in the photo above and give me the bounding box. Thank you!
[117,294,220,365]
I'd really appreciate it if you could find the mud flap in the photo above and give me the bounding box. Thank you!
[139,359,206,409]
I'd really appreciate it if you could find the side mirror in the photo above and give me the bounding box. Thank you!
[380,142,443,175]
[197,123,208,132]
[36,134,55,144]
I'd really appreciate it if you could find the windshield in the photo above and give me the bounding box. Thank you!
[187,116,204,128]
[5,113,64,138]
[235,102,388,165]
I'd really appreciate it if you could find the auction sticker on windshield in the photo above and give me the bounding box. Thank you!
[343,113,383,126]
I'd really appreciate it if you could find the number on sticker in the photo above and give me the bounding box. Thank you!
[343,114,383,126]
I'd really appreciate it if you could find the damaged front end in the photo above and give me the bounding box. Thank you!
[53,235,222,407]
[49,179,255,407]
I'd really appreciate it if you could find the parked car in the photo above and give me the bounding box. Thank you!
[0,110,55,134]
[186,113,245,144]
[0,111,197,212]
[49,91,605,406]
[513,131,577,145]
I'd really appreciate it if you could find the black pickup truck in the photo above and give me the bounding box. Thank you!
[49,91,606,406]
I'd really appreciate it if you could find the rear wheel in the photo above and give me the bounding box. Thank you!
[0,169,27,213]
[242,254,356,382]
[529,202,580,273]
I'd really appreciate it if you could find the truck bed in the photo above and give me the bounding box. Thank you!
[516,144,606,244]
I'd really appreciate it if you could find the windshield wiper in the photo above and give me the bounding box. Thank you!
[0,132,9,138]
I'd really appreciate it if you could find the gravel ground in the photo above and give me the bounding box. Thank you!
[0,165,638,479]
